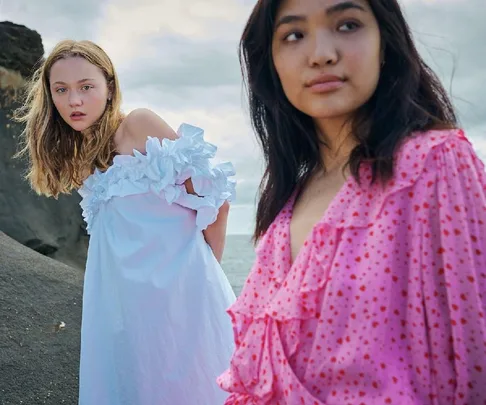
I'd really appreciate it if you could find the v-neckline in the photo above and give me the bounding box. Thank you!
[286,173,353,269]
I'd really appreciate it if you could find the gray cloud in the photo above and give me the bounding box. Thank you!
[121,85,244,115]
[403,0,486,133]
[121,37,241,90]
[230,159,263,206]
[0,0,107,49]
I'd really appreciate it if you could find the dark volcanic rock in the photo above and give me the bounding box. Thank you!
[0,232,82,404]
[0,21,88,269]
[0,21,43,79]
[0,21,86,405]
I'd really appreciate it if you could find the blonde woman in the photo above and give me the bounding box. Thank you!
[16,40,236,405]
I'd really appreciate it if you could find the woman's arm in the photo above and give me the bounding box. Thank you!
[417,134,486,404]
[184,179,230,262]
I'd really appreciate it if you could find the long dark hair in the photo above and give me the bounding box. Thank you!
[241,0,457,241]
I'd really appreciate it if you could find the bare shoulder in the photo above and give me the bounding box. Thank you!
[115,108,178,155]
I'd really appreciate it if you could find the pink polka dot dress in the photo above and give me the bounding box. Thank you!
[217,129,486,405]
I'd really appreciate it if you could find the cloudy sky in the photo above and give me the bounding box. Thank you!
[1,0,485,235]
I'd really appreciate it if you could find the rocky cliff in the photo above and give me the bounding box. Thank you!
[0,21,88,270]
[0,21,86,404]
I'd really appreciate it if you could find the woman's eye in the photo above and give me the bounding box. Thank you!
[284,31,304,42]
[56,88,66,93]
[338,21,361,32]
[81,85,92,91]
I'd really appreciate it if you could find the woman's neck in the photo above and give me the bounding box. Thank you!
[314,116,358,172]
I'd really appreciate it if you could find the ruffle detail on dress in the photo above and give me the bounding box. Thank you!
[78,123,236,234]
[323,128,467,229]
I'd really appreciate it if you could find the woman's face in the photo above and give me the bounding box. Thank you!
[272,0,382,124]
[49,56,111,132]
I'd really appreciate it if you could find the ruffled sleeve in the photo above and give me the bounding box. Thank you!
[79,123,236,234]
[171,124,236,230]
[415,133,486,404]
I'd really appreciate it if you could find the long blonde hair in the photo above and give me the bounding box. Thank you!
[15,40,124,197]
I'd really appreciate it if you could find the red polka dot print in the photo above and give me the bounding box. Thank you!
[217,130,486,405]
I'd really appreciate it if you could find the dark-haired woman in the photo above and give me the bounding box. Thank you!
[217,0,486,404]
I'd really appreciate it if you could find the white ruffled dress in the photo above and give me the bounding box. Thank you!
[77,124,237,405]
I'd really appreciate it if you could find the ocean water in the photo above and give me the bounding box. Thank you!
[221,234,255,296]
